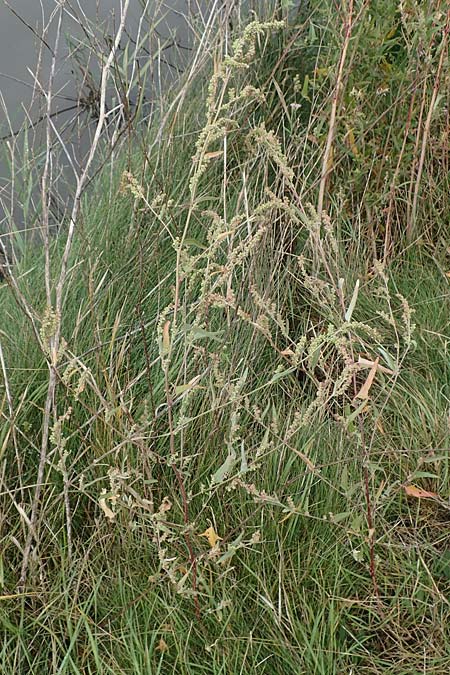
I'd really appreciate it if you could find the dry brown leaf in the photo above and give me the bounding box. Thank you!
[204,150,224,160]
[99,490,115,521]
[358,355,394,375]
[156,638,169,653]
[404,484,438,499]
[355,357,379,399]
[280,348,294,357]
[199,526,222,548]
[158,497,172,514]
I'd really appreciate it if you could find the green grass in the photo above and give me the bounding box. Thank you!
[1,3,449,673]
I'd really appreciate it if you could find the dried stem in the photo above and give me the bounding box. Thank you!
[19,0,131,587]
[408,9,450,240]
[317,0,354,218]
[164,361,200,619]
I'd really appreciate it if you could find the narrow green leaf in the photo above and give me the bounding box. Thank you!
[409,471,439,480]
[270,366,296,383]
[211,451,237,485]
[175,383,194,396]
[301,74,310,101]
[345,279,360,322]
[190,326,224,341]
[184,237,207,250]
[346,399,368,425]
[421,454,448,463]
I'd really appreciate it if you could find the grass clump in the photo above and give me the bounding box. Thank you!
[0,2,449,673]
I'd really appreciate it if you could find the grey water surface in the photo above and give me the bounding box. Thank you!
[0,0,206,244]
[0,0,198,127]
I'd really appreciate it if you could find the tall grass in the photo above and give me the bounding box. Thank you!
[0,1,449,673]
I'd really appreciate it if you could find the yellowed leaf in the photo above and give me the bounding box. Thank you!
[404,485,438,499]
[199,526,222,548]
[215,230,234,242]
[162,320,171,355]
[375,418,385,434]
[347,127,358,156]
[315,67,330,78]
[355,357,379,399]
[0,592,39,600]
[174,377,200,396]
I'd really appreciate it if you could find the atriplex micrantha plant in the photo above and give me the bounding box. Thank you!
[112,19,416,610]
